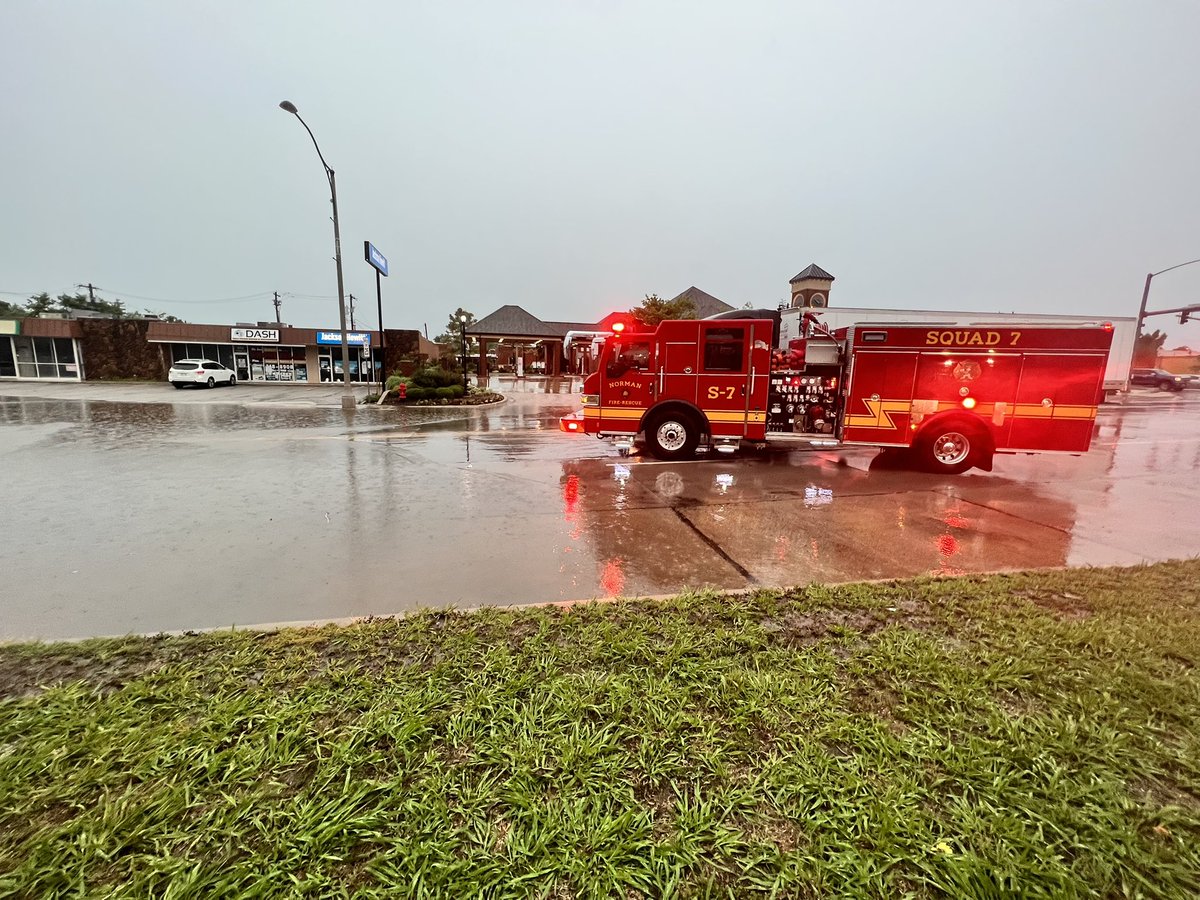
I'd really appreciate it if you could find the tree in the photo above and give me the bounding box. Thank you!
[434,308,476,357]
[24,292,57,316]
[1133,329,1168,368]
[0,290,183,321]
[630,293,695,328]
[58,291,129,317]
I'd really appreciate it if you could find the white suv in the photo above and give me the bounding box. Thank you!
[169,359,236,389]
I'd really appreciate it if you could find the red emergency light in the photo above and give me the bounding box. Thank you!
[611,321,626,333]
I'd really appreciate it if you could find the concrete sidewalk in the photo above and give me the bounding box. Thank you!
[0,381,378,408]
[0,375,583,406]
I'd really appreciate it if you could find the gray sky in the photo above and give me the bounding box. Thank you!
[3,1,1199,345]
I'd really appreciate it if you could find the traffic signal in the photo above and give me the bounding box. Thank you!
[1182,308,1194,324]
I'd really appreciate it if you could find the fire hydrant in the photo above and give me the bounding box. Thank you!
[397,383,407,400]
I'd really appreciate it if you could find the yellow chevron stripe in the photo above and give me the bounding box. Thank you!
[845,399,911,429]
[847,398,1097,430]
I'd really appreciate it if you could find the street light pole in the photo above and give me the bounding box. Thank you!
[459,315,469,392]
[1136,257,1200,340]
[279,100,356,411]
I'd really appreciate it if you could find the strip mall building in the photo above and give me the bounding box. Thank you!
[0,317,439,384]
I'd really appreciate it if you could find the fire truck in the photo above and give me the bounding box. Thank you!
[560,309,1114,474]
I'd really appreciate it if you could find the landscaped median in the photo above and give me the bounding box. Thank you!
[2,564,1198,898]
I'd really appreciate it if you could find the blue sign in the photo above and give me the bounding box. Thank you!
[364,241,389,277]
[317,331,371,346]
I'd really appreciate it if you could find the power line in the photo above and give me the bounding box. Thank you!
[101,289,275,305]
[2,286,344,307]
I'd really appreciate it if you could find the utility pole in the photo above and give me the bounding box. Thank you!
[75,283,99,302]
[347,294,356,330]
[272,291,282,325]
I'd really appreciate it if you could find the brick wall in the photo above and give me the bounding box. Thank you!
[77,319,167,380]
[383,329,426,376]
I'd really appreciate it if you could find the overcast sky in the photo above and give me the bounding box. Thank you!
[3,1,1199,344]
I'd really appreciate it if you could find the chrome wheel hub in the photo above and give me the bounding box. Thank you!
[656,421,687,452]
[933,432,970,466]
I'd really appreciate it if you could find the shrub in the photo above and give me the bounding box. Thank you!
[435,385,465,400]
[385,374,409,392]
[410,367,461,389]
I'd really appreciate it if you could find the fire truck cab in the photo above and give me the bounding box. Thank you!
[563,311,1113,474]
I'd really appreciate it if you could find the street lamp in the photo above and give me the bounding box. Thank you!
[278,99,356,411]
[459,315,469,392]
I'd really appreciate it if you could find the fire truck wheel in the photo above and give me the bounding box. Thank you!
[646,411,701,460]
[916,423,982,475]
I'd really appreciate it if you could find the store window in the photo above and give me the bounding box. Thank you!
[318,346,375,382]
[0,339,15,378]
[0,336,83,380]
[234,345,307,382]
[169,344,234,368]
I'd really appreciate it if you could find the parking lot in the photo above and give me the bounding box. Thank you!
[1,381,1198,640]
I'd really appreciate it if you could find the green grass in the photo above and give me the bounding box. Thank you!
[1,563,1198,898]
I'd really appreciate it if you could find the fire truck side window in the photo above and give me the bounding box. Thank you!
[703,327,745,372]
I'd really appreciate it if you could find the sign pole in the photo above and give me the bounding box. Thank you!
[376,268,385,395]
[363,240,390,397]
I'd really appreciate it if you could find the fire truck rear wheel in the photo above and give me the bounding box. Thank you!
[917,423,982,475]
[645,411,701,461]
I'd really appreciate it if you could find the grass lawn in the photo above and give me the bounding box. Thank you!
[1,562,1198,898]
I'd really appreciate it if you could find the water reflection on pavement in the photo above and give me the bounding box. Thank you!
[1,390,1198,640]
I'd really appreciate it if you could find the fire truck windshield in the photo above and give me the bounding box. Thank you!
[605,341,651,377]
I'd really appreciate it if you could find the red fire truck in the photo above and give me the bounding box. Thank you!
[560,310,1114,474]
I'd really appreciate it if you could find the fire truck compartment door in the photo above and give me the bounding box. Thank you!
[1008,353,1106,452]
[660,324,700,408]
[697,323,757,436]
[842,351,919,446]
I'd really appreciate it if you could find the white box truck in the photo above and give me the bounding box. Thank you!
[781,307,1135,397]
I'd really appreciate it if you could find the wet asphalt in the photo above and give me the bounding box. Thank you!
[2,380,1198,641]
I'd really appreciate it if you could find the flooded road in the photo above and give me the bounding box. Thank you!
[2,383,1198,640]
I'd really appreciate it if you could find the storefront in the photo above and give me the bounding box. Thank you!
[0,320,84,381]
[0,317,428,384]
[148,324,385,385]
[315,331,381,383]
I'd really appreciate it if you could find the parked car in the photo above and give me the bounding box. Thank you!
[169,359,236,389]
[1130,368,1187,391]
